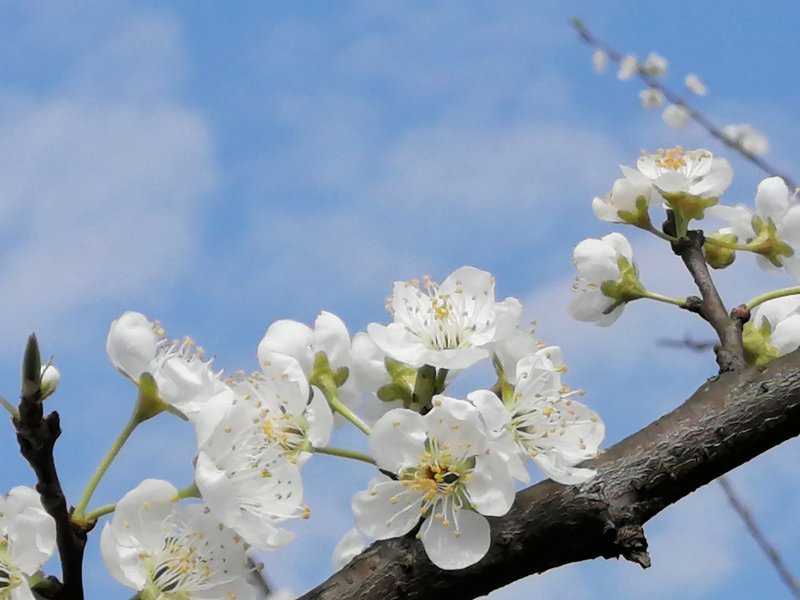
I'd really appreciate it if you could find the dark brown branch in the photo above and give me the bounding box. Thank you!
[299,347,800,600]
[570,18,798,191]
[13,334,87,600]
[717,477,800,599]
[672,231,746,372]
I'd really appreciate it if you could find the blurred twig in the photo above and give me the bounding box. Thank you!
[571,18,798,191]
[718,477,800,599]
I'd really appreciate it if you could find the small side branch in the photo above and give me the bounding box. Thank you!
[718,477,800,599]
[13,335,87,600]
[672,232,746,372]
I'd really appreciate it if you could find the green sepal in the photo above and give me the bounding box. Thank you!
[333,366,350,388]
[616,195,653,228]
[662,191,720,234]
[742,320,781,367]
[599,256,647,304]
[133,372,169,423]
[377,382,413,403]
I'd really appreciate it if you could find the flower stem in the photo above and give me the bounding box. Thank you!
[313,445,376,465]
[704,236,755,252]
[642,223,679,243]
[312,371,371,435]
[745,286,800,311]
[0,395,17,419]
[73,414,139,519]
[642,291,687,307]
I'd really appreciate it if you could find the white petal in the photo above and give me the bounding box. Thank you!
[307,389,334,447]
[420,510,490,570]
[313,311,351,368]
[258,320,314,374]
[467,452,515,516]
[332,528,367,570]
[533,453,597,484]
[755,177,791,222]
[106,311,157,381]
[468,389,509,434]
[352,478,420,540]
[369,409,426,472]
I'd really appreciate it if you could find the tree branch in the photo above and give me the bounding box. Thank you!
[672,230,746,372]
[299,347,800,600]
[13,335,88,600]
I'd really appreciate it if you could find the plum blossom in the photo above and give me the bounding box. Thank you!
[662,104,690,129]
[100,479,258,599]
[707,177,800,279]
[569,233,644,326]
[106,311,226,418]
[722,124,769,156]
[641,52,668,77]
[0,486,56,600]
[618,55,638,80]
[367,266,521,371]
[257,312,365,408]
[194,364,307,550]
[636,147,732,200]
[591,166,663,226]
[472,347,604,484]
[352,397,514,569]
[743,296,800,366]
[685,73,707,96]
[639,88,665,109]
[592,49,608,73]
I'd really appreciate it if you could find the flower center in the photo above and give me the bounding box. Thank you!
[259,412,307,457]
[144,531,222,598]
[0,541,22,598]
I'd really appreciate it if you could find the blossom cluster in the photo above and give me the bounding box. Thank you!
[57,264,606,596]
[572,145,800,367]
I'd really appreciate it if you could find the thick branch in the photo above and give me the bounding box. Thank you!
[673,231,746,372]
[300,348,800,600]
[13,335,87,600]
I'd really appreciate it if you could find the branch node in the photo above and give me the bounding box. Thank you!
[615,523,651,569]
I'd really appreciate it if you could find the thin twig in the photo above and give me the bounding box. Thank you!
[14,334,88,600]
[571,18,798,191]
[718,477,800,599]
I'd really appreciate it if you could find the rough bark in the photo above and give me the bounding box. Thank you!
[299,348,800,600]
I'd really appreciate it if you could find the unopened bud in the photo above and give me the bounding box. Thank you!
[40,364,60,400]
[704,231,737,269]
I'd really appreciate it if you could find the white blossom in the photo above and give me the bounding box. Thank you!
[106,311,225,418]
[569,233,642,326]
[685,73,707,96]
[100,479,258,599]
[641,52,668,78]
[39,364,59,399]
[591,166,663,225]
[194,370,307,550]
[472,347,604,484]
[592,49,608,73]
[352,397,515,569]
[636,147,732,200]
[707,177,800,279]
[618,55,638,80]
[662,104,690,129]
[0,486,56,600]
[722,123,769,156]
[367,266,521,370]
[743,296,800,366]
[639,88,665,109]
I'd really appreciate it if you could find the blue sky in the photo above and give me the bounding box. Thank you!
[1,1,799,598]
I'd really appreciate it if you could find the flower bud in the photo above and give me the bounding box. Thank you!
[704,231,737,269]
[40,364,60,400]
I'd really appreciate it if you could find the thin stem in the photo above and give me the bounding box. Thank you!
[313,445,377,465]
[73,414,139,518]
[718,477,800,599]
[176,482,200,500]
[745,286,800,311]
[641,223,679,243]
[570,18,798,190]
[312,372,371,435]
[0,395,18,418]
[703,236,756,252]
[641,291,686,307]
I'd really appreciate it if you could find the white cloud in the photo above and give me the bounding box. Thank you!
[0,11,216,353]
